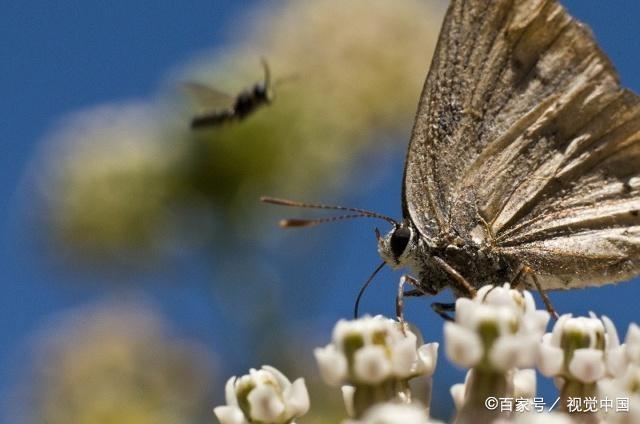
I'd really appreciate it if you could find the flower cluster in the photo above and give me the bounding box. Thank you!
[598,323,640,422]
[315,315,438,386]
[444,284,549,422]
[213,285,640,423]
[538,313,626,384]
[214,366,309,424]
[314,315,438,417]
[444,284,549,371]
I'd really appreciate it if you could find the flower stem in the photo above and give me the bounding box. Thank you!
[455,368,511,424]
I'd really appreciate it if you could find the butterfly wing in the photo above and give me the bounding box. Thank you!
[403,0,640,288]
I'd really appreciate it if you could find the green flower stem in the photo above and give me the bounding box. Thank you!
[456,368,511,424]
[352,380,411,418]
[559,379,598,424]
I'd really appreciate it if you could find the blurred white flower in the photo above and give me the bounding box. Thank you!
[344,402,440,424]
[513,369,537,399]
[598,365,640,424]
[537,313,626,383]
[314,343,348,386]
[449,370,472,411]
[626,323,640,363]
[315,315,438,418]
[444,284,549,370]
[446,285,548,423]
[597,323,640,423]
[443,322,482,368]
[314,315,438,387]
[20,300,215,424]
[214,365,309,424]
[37,102,187,263]
[450,383,466,411]
[354,345,392,384]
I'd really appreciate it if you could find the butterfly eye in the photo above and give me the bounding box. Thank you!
[390,227,411,258]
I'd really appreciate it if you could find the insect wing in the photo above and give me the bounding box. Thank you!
[403,0,640,288]
[182,82,235,113]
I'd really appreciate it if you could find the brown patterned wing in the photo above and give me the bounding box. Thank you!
[403,0,640,288]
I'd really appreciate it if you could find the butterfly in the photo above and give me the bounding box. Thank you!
[186,58,274,129]
[264,0,640,320]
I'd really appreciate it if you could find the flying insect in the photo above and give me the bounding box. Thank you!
[186,59,274,129]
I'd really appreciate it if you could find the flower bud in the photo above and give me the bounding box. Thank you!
[214,365,309,424]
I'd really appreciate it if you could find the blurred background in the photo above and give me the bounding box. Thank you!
[2,1,640,422]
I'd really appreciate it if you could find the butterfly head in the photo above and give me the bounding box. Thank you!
[376,221,417,269]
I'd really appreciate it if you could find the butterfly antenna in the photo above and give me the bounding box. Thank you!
[354,262,386,318]
[260,196,398,226]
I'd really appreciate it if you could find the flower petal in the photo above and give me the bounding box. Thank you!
[214,405,247,424]
[450,383,465,410]
[417,342,439,377]
[602,315,620,347]
[606,345,628,378]
[314,344,347,386]
[568,348,605,383]
[247,384,286,422]
[550,314,571,346]
[537,343,564,377]
[353,345,391,384]
[342,385,355,417]
[490,335,537,370]
[513,369,536,399]
[262,365,291,389]
[224,376,238,407]
[390,335,419,378]
[283,378,310,417]
[444,322,482,368]
[626,323,640,363]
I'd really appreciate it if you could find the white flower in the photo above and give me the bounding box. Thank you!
[315,315,438,386]
[450,369,474,411]
[314,344,348,386]
[444,284,549,370]
[214,365,309,424]
[568,349,605,383]
[537,334,564,377]
[342,385,356,417]
[513,369,537,399]
[354,345,392,384]
[344,402,439,424]
[443,322,482,368]
[537,313,625,382]
[416,342,439,376]
[598,364,640,423]
[450,383,466,411]
[625,323,640,363]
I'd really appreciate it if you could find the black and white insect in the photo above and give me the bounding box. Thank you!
[264,0,640,321]
[186,59,274,129]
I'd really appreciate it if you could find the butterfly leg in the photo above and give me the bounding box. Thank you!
[432,256,477,298]
[521,265,560,320]
[396,275,423,327]
[396,276,455,321]
[403,289,425,297]
[431,302,455,321]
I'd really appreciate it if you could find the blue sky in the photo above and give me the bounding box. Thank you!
[2,0,640,420]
